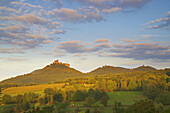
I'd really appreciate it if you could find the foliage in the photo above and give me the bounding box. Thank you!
[0,104,15,113]
[0,87,2,94]
[0,63,84,85]
[155,92,170,105]
[23,92,37,103]
[27,105,54,113]
[162,106,170,113]
[113,101,125,113]
[38,97,47,105]
[53,93,63,102]
[85,109,90,113]
[88,88,95,98]
[2,94,14,104]
[54,102,69,113]
[127,99,157,113]
[20,102,30,111]
[73,90,87,101]
[2,69,169,96]
[16,94,23,103]
[100,93,109,107]
[143,85,159,100]
[85,97,96,107]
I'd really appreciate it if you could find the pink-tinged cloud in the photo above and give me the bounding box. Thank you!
[95,39,110,43]
[121,38,137,43]
[49,7,103,23]
[0,14,60,29]
[103,7,122,13]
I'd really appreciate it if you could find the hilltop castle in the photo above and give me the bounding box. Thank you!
[53,60,70,67]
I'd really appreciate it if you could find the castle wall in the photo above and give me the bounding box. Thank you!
[53,60,70,67]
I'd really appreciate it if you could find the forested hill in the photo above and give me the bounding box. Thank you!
[133,65,157,71]
[88,65,157,76]
[0,60,159,86]
[0,61,84,85]
[88,66,131,76]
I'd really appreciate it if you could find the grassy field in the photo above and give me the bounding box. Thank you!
[72,91,146,107]
[71,91,146,113]
[1,83,94,97]
[0,91,147,113]
[1,83,66,96]
[0,83,146,113]
[107,91,146,105]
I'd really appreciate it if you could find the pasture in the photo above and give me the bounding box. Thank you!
[1,83,66,96]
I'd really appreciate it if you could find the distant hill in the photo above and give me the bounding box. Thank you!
[0,60,158,85]
[133,65,157,71]
[88,65,131,76]
[0,60,84,85]
[88,65,157,76]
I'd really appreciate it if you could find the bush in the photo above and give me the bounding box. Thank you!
[127,99,157,113]
[100,93,109,107]
[85,97,96,107]
[113,101,125,113]
[20,102,30,111]
[155,92,170,105]
[2,94,14,104]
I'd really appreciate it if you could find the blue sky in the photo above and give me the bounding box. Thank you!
[0,0,170,81]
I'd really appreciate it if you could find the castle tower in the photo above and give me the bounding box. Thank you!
[53,60,59,64]
[53,60,70,67]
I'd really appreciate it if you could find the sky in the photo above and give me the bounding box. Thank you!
[0,0,170,81]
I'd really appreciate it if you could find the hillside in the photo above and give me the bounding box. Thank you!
[0,61,159,86]
[0,60,84,85]
[88,65,157,76]
[133,65,157,71]
[88,65,131,76]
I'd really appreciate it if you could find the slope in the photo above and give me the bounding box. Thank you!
[0,62,84,85]
[88,65,131,76]
[133,65,157,71]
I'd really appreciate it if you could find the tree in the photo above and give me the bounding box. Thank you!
[155,92,170,105]
[44,88,54,96]
[85,97,96,107]
[73,90,87,101]
[143,85,159,100]
[23,92,36,103]
[100,93,109,107]
[127,99,157,113]
[0,105,15,113]
[85,109,90,113]
[88,88,95,98]
[127,80,137,90]
[16,94,23,103]
[20,102,30,111]
[100,79,107,91]
[38,97,46,105]
[113,101,125,113]
[54,102,69,113]
[107,80,114,91]
[0,87,2,94]
[44,88,54,104]
[53,93,63,102]
[94,89,101,101]
[2,94,13,104]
